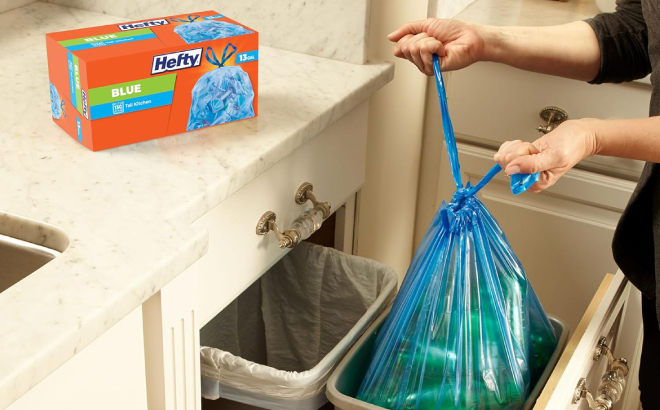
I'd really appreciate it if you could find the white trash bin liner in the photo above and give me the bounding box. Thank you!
[200,242,398,410]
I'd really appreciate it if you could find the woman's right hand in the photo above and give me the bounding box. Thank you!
[388,18,487,75]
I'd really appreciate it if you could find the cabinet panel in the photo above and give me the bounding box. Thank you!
[193,102,369,327]
[534,272,642,410]
[8,307,147,410]
[436,143,635,332]
[446,63,651,179]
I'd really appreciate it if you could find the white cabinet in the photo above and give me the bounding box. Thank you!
[7,307,148,410]
[192,101,369,328]
[141,102,370,410]
[534,272,643,410]
[446,63,651,180]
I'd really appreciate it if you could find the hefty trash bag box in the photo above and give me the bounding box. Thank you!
[45,11,258,151]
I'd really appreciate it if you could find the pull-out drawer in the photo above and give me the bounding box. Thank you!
[445,63,651,179]
[534,272,643,410]
[193,101,369,327]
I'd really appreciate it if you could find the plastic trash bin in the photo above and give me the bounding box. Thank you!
[200,242,399,410]
[326,307,569,410]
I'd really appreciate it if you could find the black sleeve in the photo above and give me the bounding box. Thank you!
[585,0,651,84]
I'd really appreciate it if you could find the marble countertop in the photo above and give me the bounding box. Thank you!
[0,2,393,407]
[454,0,601,26]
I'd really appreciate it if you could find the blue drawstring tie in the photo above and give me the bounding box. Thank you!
[60,99,66,119]
[431,54,539,197]
[170,15,200,23]
[205,43,237,68]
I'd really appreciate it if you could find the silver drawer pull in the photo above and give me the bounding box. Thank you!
[537,106,568,134]
[256,182,332,249]
[573,337,629,410]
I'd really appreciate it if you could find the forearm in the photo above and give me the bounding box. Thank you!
[479,21,601,81]
[589,117,660,163]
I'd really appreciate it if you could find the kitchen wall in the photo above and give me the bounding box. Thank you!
[357,0,475,281]
[1,0,32,13]
[43,0,369,64]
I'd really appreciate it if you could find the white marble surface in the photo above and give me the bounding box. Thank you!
[0,2,393,408]
[43,0,370,64]
[0,0,33,13]
[452,0,600,25]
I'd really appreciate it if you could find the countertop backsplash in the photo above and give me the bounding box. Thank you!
[39,0,370,64]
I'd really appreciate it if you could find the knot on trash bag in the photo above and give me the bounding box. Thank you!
[441,185,479,232]
[206,43,237,68]
[170,15,200,23]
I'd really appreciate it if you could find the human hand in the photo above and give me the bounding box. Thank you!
[388,18,486,75]
[493,120,598,192]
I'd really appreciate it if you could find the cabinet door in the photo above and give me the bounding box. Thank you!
[193,102,369,327]
[7,307,148,410]
[534,272,642,410]
[446,62,650,179]
[436,143,636,333]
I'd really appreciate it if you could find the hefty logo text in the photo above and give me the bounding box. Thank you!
[151,48,203,75]
[118,19,169,31]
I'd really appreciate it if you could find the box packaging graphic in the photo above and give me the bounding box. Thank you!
[46,11,258,151]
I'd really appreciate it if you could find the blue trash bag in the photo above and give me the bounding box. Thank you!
[356,55,556,410]
[186,43,255,131]
[172,15,252,44]
[49,82,66,120]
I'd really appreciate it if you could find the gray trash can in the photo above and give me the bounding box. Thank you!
[326,307,569,410]
[200,242,398,410]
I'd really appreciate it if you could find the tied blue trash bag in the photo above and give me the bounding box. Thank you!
[186,43,255,131]
[49,82,66,120]
[172,15,252,44]
[356,55,556,410]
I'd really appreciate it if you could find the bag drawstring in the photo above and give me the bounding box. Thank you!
[60,99,66,119]
[205,43,237,68]
[170,15,200,23]
[432,54,538,196]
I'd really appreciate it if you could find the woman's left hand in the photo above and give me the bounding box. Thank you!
[494,119,598,192]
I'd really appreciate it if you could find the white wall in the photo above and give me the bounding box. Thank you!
[357,0,475,281]
[356,0,429,281]
[0,0,34,13]
[42,0,370,64]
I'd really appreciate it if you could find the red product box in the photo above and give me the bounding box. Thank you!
[46,11,258,151]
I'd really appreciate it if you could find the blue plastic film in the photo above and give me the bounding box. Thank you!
[356,55,557,410]
[186,44,255,130]
[49,82,63,120]
[511,172,540,195]
[173,20,253,44]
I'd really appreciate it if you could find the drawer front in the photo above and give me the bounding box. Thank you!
[193,102,369,326]
[534,272,642,410]
[446,63,651,179]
